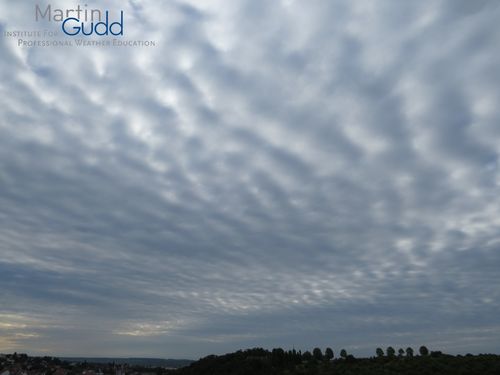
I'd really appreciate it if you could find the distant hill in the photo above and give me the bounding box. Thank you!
[61,357,194,368]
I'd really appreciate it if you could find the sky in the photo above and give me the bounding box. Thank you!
[1,0,500,360]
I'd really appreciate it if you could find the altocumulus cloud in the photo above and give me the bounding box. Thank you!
[1,0,500,358]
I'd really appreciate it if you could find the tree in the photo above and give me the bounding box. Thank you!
[312,348,323,361]
[302,351,312,361]
[386,347,396,358]
[419,346,429,356]
[406,347,414,358]
[325,347,334,361]
[271,348,285,366]
[340,349,347,359]
[376,348,384,358]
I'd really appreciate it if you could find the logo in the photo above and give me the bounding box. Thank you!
[3,3,156,48]
[35,4,124,36]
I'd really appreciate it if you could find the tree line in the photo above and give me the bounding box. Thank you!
[174,346,500,375]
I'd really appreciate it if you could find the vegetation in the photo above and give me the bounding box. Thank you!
[175,347,500,375]
[3,347,500,375]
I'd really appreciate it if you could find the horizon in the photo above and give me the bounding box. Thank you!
[1,0,500,359]
[3,344,499,361]
[4,349,500,375]
[3,345,500,361]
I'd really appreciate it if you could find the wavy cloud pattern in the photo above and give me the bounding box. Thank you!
[1,0,500,357]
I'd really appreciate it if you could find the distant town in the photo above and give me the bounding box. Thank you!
[0,353,190,375]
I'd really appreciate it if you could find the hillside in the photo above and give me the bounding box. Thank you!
[174,348,500,375]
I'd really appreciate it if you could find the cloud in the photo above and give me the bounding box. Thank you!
[0,0,499,358]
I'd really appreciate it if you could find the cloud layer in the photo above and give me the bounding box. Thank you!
[1,0,500,358]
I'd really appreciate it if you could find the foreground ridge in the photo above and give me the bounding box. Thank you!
[3,348,500,375]
[176,347,500,375]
